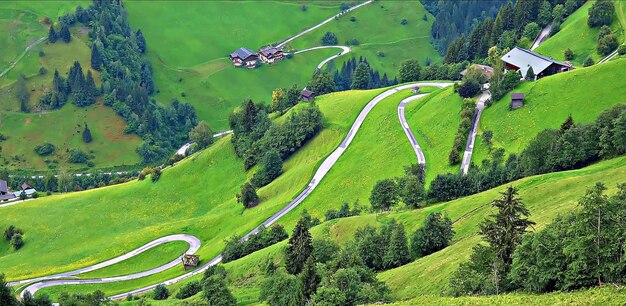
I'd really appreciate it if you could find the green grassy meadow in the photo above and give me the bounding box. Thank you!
[1,89,385,297]
[405,87,462,184]
[289,0,441,75]
[535,0,626,67]
[474,58,626,164]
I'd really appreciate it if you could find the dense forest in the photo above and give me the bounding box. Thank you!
[422,0,508,53]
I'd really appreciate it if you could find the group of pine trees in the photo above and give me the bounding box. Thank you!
[443,0,585,64]
[332,56,398,91]
[40,62,98,109]
[45,1,196,165]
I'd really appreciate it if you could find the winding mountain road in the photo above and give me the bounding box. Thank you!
[294,45,351,70]
[0,36,46,79]
[12,82,452,300]
[276,0,373,48]
[10,235,201,296]
[461,91,491,175]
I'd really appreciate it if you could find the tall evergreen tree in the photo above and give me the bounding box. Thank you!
[351,62,371,89]
[91,43,103,70]
[0,274,17,306]
[17,74,30,113]
[525,66,535,81]
[286,218,313,274]
[48,25,58,43]
[82,124,93,143]
[300,255,320,301]
[59,22,71,43]
[202,275,237,306]
[398,59,421,83]
[383,222,411,269]
[135,29,146,53]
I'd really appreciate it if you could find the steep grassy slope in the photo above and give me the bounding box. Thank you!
[206,156,626,304]
[0,1,88,73]
[474,58,626,164]
[1,89,384,295]
[535,0,625,67]
[289,0,441,75]
[0,30,142,170]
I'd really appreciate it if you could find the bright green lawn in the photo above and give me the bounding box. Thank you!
[289,0,441,75]
[405,87,462,184]
[474,58,626,164]
[1,89,384,296]
[535,0,625,67]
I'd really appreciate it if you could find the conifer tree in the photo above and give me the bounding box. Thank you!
[383,223,411,269]
[135,29,146,53]
[59,22,71,43]
[300,256,320,301]
[351,62,371,89]
[82,124,93,143]
[48,25,58,43]
[85,70,97,104]
[286,218,313,274]
[91,43,103,70]
[525,66,535,81]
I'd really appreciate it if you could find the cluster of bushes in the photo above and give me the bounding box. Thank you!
[324,201,361,221]
[34,143,55,156]
[58,290,114,306]
[398,59,469,84]
[321,31,338,45]
[596,25,619,56]
[55,2,197,165]
[449,183,626,297]
[138,167,161,182]
[3,225,24,250]
[151,265,236,304]
[68,149,92,165]
[429,105,626,202]
[270,84,302,114]
[448,98,475,165]
[222,224,288,262]
[587,0,615,28]
[370,164,426,211]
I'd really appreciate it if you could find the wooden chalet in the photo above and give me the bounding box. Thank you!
[300,89,315,102]
[501,47,572,80]
[230,48,258,68]
[181,254,200,270]
[258,46,285,64]
[0,180,16,201]
[510,93,525,110]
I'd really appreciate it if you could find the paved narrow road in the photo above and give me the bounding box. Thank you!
[397,84,454,165]
[10,235,201,296]
[531,24,552,51]
[461,91,491,175]
[11,82,453,300]
[276,0,373,48]
[294,45,351,71]
[0,36,46,79]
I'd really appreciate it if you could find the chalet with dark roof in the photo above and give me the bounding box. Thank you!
[0,179,16,201]
[258,46,285,64]
[13,182,37,198]
[181,254,200,270]
[501,47,572,80]
[230,48,258,68]
[510,93,525,110]
[300,89,315,102]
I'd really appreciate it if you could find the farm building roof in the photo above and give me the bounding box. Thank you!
[511,93,525,100]
[301,89,314,98]
[230,48,258,60]
[0,180,9,194]
[182,254,200,266]
[259,46,283,57]
[21,182,33,190]
[13,189,36,197]
[501,47,569,78]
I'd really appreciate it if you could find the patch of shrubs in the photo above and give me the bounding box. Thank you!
[221,224,288,262]
[448,98,475,165]
[401,18,408,25]
[324,201,361,221]
[153,284,169,300]
[175,281,202,299]
[34,143,55,156]
[138,167,162,182]
[68,149,91,164]
[4,225,24,250]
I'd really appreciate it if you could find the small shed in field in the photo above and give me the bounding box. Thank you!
[181,254,200,270]
[510,93,525,110]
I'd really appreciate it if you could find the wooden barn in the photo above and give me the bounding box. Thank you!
[300,89,315,102]
[510,93,525,110]
[181,254,200,270]
[501,47,572,80]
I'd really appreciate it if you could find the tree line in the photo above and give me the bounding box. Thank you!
[448,182,626,297]
[0,169,136,194]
